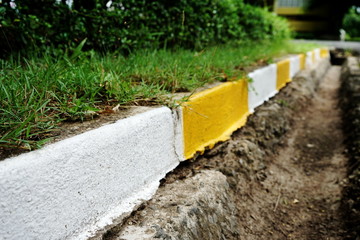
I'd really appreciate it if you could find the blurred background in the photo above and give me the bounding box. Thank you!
[1,0,359,59]
[246,0,360,40]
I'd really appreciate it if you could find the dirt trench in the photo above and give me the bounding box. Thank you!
[246,66,349,239]
[103,61,353,240]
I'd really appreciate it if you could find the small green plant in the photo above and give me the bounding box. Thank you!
[276,99,289,107]
[246,76,257,94]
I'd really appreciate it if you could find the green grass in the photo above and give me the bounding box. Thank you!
[0,40,320,152]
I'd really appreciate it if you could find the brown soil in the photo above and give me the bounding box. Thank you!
[104,65,353,239]
[242,66,349,239]
[231,66,350,239]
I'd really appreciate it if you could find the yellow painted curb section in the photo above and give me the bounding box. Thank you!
[320,48,329,58]
[311,50,316,64]
[182,80,249,160]
[299,54,306,70]
[276,59,291,90]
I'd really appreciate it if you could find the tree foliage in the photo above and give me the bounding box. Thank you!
[342,6,360,38]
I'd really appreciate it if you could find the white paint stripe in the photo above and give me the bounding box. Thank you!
[314,48,321,62]
[0,107,180,240]
[289,55,300,78]
[306,51,313,69]
[248,64,278,112]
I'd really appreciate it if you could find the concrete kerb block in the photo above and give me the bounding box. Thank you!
[320,48,330,58]
[314,48,321,62]
[276,59,291,90]
[306,51,314,69]
[0,107,181,240]
[305,48,327,69]
[290,55,301,79]
[299,53,306,70]
[182,80,249,160]
[248,64,278,112]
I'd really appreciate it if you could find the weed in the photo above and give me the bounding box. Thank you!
[276,99,289,107]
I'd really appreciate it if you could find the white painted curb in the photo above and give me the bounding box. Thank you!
[314,48,321,63]
[0,107,180,240]
[248,64,278,112]
[290,55,301,78]
[306,51,313,69]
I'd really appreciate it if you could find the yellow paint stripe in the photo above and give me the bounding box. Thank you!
[276,59,291,90]
[311,50,315,64]
[182,80,249,159]
[320,48,329,58]
[299,54,305,70]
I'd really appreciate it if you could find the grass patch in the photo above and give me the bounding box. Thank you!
[0,40,319,152]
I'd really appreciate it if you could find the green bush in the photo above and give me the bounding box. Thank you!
[342,6,360,39]
[237,3,290,40]
[0,0,290,58]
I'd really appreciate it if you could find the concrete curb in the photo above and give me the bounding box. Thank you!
[182,48,329,160]
[182,80,249,160]
[1,107,180,240]
[248,63,277,112]
[0,48,329,240]
[289,55,301,79]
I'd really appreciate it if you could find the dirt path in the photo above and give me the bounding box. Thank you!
[251,66,349,239]
[284,67,348,238]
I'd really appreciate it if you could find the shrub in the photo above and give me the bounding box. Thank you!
[0,0,290,58]
[237,3,291,41]
[342,6,360,39]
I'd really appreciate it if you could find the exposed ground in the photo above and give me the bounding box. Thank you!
[103,61,356,239]
[241,66,349,239]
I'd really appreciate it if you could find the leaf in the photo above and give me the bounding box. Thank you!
[70,38,87,60]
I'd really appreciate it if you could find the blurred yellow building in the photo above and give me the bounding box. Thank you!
[274,0,330,32]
